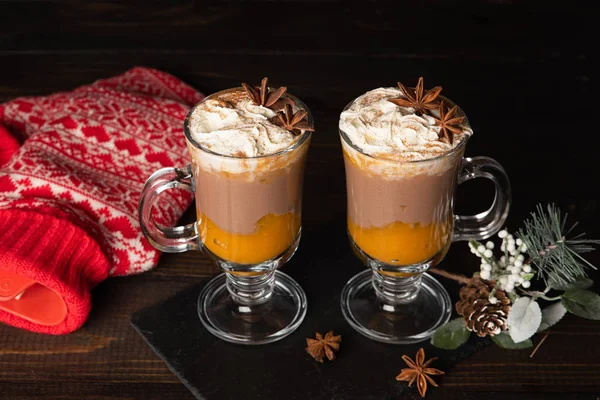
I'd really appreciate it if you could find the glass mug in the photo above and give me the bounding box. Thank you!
[339,95,510,344]
[139,89,312,344]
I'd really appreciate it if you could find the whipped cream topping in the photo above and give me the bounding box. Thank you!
[188,89,303,157]
[339,87,472,161]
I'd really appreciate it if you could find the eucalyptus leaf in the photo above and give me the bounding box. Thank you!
[431,318,471,350]
[492,332,533,349]
[507,297,542,343]
[538,302,567,332]
[549,276,593,291]
[562,289,600,320]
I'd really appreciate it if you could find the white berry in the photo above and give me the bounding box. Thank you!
[523,265,532,273]
[521,281,531,288]
[480,270,491,280]
[498,230,508,238]
[486,241,495,249]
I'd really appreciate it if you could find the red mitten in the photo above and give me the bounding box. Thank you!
[0,67,203,334]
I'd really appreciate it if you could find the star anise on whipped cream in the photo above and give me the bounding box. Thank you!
[388,77,442,116]
[271,104,315,136]
[241,77,288,109]
[435,102,465,145]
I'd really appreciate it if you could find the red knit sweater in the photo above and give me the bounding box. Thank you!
[0,67,203,334]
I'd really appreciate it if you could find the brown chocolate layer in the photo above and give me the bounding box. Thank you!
[191,140,309,235]
[343,150,462,228]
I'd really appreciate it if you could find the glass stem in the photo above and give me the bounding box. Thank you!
[372,270,422,309]
[226,270,276,307]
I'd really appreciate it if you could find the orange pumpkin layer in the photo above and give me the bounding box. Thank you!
[199,212,300,265]
[348,217,451,266]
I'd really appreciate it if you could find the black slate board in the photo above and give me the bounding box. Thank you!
[131,230,490,400]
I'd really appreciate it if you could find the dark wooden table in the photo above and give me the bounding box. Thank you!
[1,1,598,399]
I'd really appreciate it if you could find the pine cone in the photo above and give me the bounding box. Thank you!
[456,277,511,337]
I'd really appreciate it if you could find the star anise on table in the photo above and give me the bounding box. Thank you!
[241,77,288,109]
[396,348,444,398]
[271,104,315,136]
[435,102,466,145]
[388,77,443,116]
[305,331,341,363]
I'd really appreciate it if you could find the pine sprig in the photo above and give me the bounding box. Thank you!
[517,204,599,287]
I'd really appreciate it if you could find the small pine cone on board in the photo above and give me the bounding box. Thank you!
[456,277,511,337]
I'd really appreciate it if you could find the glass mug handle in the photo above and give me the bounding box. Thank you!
[453,156,511,241]
[138,164,199,252]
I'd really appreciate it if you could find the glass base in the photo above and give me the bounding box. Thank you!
[341,270,451,344]
[197,271,307,345]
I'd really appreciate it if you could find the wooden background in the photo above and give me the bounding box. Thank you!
[0,1,597,399]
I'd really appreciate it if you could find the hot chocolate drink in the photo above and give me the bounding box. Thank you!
[186,88,311,265]
[139,79,314,344]
[338,80,510,344]
[339,87,472,267]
